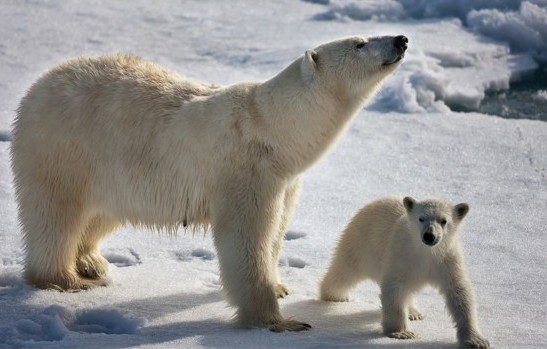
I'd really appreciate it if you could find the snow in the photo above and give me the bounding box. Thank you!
[314,0,547,111]
[0,0,546,348]
[534,90,547,100]
[319,0,547,64]
[467,1,547,63]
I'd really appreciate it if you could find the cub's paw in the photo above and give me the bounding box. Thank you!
[319,289,349,302]
[274,283,290,298]
[408,308,424,321]
[269,319,312,332]
[388,330,416,340]
[462,335,490,349]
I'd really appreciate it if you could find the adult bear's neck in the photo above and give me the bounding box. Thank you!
[254,58,368,176]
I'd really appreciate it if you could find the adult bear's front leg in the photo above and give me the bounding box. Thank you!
[271,176,302,298]
[211,175,311,332]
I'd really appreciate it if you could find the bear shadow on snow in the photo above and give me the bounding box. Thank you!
[2,280,460,348]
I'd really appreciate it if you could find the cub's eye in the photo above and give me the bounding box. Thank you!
[356,42,366,49]
[418,217,425,222]
[440,219,447,226]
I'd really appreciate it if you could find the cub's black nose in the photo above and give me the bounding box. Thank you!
[394,35,408,52]
[423,232,436,245]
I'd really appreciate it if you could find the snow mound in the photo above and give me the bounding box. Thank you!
[313,0,405,21]
[311,0,546,113]
[1,305,144,347]
[372,49,538,112]
[533,90,547,100]
[314,0,547,63]
[467,2,547,63]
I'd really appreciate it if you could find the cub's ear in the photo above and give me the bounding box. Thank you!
[454,203,469,221]
[301,49,318,82]
[403,197,415,212]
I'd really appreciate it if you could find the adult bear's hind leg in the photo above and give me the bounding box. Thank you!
[20,189,103,291]
[76,215,120,280]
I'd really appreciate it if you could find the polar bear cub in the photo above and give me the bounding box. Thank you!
[320,196,490,348]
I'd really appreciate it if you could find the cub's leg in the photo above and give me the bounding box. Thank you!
[212,175,310,332]
[270,177,302,298]
[381,277,415,339]
[408,296,424,321]
[319,221,367,302]
[319,257,365,302]
[76,215,120,280]
[438,254,490,349]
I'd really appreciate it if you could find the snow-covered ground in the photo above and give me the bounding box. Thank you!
[1,1,546,348]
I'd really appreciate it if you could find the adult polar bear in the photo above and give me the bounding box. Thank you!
[11,35,407,331]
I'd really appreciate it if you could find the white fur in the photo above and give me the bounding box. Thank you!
[320,196,490,348]
[11,35,404,331]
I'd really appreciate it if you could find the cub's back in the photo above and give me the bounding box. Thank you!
[338,196,406,280]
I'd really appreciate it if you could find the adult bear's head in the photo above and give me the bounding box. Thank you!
[300,35,407,98]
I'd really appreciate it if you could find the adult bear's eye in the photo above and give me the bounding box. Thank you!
[419,217,425,222]
[440,219,447,226]
[356,42,366,49]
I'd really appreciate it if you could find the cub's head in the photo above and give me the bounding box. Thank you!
[301,35,407,97]
[403,197,469,248]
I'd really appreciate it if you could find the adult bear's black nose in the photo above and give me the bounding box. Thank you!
[394,35,408,52]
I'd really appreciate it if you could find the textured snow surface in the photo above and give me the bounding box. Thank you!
[1,1,546,348]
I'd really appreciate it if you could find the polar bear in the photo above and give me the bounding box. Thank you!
[320,196,490,348]
[11,35,407,331]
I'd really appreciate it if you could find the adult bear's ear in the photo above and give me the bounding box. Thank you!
[403,197,415,212]
[454,203,469,221]
[301,49,318,82]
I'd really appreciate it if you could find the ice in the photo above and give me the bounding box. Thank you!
[533,89,547,100]
[468,2,547,63]
[313,0,546,112]
[398,0,523,19]
[369,20,539,112]
[0,1,546,349]
[313,0,406,21]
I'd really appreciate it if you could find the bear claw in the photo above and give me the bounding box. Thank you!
[463,335,490,348]
[269,319,312,332]
[274,283,290,298]
[388,330,415,340]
